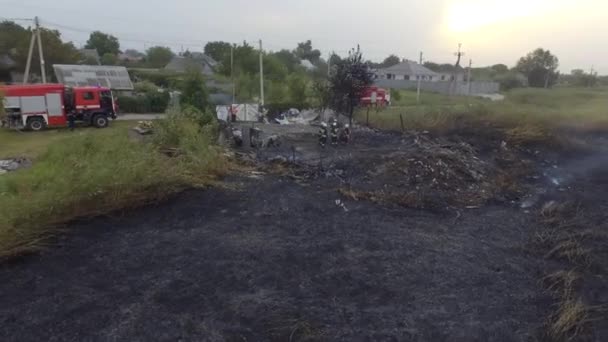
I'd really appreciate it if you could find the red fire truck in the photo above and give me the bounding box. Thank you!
[1,84,117,131]
[360,86,390,107]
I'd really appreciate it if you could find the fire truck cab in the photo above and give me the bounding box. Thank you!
[1,84,117,131]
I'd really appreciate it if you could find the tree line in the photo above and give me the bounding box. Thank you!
[0,19,604,92]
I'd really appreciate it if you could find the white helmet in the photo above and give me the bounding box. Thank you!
[344,124,350,128]
[321,122,328,127]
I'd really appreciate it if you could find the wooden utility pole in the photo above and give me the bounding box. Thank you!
[36,17,46,83]
[451,43,465,95]
[24,16,46,84]
[259,39,264,106]
[416,51,423,104]
[467,59,473,96]
[231,45,235,104]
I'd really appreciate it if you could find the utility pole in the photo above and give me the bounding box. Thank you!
[451,43,465,95]
[24,16,46,84]
[416,51,423,104]
[327,52,331,77]
[467,59,473,97]
[36,17,46,83]
[231,45,235,104]
[259,39,264,107]
[23,24,37,84]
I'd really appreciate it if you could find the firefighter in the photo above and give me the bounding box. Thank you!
[330,119,339,145]
[340,124,351,144]
[318,122,328,147]
[67,112,76,131]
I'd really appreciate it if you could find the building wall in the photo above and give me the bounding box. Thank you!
[375,79,500,95]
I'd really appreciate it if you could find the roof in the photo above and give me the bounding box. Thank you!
[0,54,16,68]
[379,60,438,76]
[0,83,66,92]
[53,64,134,90]
[165,54,216,75]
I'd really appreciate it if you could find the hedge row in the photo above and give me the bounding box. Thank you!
[117,92,170,114]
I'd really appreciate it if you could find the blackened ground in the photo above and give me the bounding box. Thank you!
[1,178,549,342]
[1,127,608,341]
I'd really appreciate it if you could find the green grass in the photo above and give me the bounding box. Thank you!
[390,89,487,107]
[359,87,608,134]
[0,121,135,159]
[0,115,226,259]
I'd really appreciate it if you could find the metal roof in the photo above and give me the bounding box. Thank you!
[53,64,134,90]
[379,60,438,76]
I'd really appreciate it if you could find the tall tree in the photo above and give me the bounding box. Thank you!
[204,41,232,64]
[294,40,321,64]
[146,46,174,68]
[381,55,401,68]
[85,31,120,56]
[329,46,373,124]
[515,48,559,88]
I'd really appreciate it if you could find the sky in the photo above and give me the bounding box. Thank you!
[1,0,606,73]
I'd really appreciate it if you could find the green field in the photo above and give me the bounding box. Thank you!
[358,87,608,132]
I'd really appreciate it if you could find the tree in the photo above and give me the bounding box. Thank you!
[570,69,598,87]
[329,46,373,124]
[0,21,81,76]
[272,49,300,72]
[204,41,232,64]
[180,68,210,111]
[146,46,174,68]
[381,55,401,68]
[100,53,118,65]
[515,48,559,88]
[287,73,309,104]
[85,31,120,56]
[491,64,509,73]
[294,40,321,65]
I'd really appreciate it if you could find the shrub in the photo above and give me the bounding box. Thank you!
[117,92,170,113]
[180,69,210,111]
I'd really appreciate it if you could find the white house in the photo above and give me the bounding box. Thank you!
[375,60,439,81]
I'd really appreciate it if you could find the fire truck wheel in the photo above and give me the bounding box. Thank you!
[93,114,109,128]
[26,117,45,131]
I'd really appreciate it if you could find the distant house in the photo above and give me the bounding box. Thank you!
[376,60,439,81]
[118,53,144,63]
[165,52,217,76]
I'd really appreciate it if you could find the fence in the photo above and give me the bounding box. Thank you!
[375,80,499,96]
[216,104,261,122]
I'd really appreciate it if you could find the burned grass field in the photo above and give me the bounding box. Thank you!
[1,124,608,341]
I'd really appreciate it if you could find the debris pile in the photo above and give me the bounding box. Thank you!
[133,121,154,135]
[0,158,31,175]
[339,133,500,209]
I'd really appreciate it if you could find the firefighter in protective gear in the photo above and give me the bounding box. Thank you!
[318,122,328,147]
[330,119,339,145]
[339,124,351,144]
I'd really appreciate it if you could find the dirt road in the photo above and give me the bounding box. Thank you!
[1,127,607,341]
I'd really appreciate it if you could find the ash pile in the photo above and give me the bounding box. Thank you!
[333,132,517,210]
